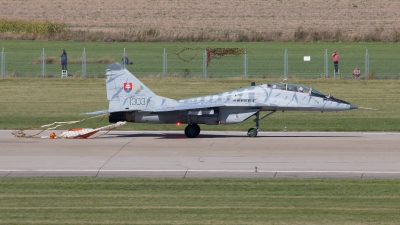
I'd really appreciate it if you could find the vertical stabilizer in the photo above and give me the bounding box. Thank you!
[105,62,175,112]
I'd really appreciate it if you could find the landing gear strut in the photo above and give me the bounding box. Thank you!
[247,110,276,137]
[185,124,200,138]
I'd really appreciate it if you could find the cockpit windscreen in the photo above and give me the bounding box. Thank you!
[268,83,312,94]
[267,82,349,104]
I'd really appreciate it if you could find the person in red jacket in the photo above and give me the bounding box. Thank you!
[332,50,339,73]
[353,66,361,78]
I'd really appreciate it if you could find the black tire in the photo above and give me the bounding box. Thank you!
[247,128,258,137]
[185,125,199,138]
[193,124,201,135]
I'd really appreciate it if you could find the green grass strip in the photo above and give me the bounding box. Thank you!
[1,177,400,224]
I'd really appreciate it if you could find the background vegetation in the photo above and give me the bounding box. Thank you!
[0,19,66,37]
[1,18,399,42]
[1,0,400,42]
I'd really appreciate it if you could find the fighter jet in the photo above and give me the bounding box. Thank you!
[88,62,358,138]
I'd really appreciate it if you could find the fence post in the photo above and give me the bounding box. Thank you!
[365,49,369,75]
[1,48,4,77]
[41,48,46,78]
[203,49,207,78]
[284,49,288,78]
[123,48,126,68]
[324,49,329,78]
[244,49,248,78]
[163,48,167,76]
[82,48,86,78]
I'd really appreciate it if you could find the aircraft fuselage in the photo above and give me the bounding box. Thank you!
[109,83,356,125]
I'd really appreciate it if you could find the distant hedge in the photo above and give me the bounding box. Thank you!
[0,19,66,35]
[1,18,400,42]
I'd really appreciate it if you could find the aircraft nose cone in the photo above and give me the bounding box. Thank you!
[350,104,358,109]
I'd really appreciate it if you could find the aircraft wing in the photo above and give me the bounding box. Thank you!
[149,102,226,112]
[86,103,225,114]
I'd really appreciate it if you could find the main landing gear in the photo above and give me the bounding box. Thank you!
[247,110,276,137]
[185,124,200,138]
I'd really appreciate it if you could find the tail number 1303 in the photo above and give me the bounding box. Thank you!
[130,97,146,105]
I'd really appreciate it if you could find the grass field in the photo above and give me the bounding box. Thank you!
[1,77,399,131]
[1,40,400,78]
[1,177,400,224]
[1,0,400,42]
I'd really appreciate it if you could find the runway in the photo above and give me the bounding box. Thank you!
[1,130,400,178]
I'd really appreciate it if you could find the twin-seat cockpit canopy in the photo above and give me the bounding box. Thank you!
[267,82,327,99]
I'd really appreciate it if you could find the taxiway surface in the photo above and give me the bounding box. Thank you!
[1,130,399,178]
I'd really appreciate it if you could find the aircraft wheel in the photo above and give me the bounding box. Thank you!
[193,124,201,135]
[247,128,258,137]
[185,125,199,138]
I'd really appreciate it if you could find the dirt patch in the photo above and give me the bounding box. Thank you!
[1,0,400,40]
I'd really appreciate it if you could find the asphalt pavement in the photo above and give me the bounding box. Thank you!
[1,130,400,178]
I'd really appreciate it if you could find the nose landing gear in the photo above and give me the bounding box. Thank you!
[247,128,258,137]
[247,110,276,137]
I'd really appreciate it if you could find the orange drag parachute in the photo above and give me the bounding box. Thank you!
[12,114,126,139]
[42,121,126,139]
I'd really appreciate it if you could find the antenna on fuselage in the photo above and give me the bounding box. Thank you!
[280,78,288,90]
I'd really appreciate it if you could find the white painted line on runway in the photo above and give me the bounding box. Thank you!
[2,169,400,174]
[363,132,400,135]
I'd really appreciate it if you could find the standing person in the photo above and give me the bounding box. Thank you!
[61,50,68,70]
[122,54,129,65]
[332,50,339,73]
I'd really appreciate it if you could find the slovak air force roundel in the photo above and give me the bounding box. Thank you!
[123,82,132,93]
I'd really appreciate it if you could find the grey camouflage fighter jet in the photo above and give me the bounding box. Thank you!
[89,62,358,138]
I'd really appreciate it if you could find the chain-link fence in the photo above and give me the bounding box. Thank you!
[1,46,399,79]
